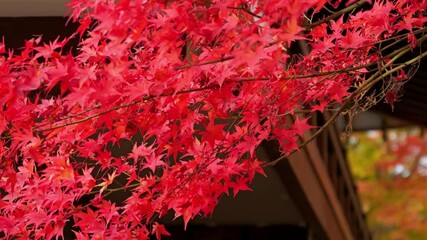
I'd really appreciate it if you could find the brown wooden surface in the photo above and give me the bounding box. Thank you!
[263,116,372,240]
[263,140,350,240]
[324,112,371,240]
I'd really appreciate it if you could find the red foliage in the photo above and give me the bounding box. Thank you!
[0,0,426,239]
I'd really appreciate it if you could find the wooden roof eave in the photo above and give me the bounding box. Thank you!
[262,114,371,240]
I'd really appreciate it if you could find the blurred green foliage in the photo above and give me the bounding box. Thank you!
[346,128,427,240]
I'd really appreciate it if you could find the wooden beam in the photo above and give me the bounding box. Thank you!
[263,136,354,240]
[323,112,371,240]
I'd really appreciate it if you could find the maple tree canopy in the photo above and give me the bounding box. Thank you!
[0,0,426,239]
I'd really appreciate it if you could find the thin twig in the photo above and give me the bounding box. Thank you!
[305,0,367,29]
[264,50,427,167]
[35,86,213,132]
[227,6,262,19]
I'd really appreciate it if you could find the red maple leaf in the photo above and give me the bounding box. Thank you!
[130,142,154,161]
[152,223,171,240]
[142,154,166,173]
[292,117,314,137]
[230,177,252,197]
[201,120,227,147]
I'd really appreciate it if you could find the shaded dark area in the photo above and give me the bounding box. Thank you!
[0,17,80,99]
[0,17,79,52]
[164,225,308,240]
[373,61,427,126]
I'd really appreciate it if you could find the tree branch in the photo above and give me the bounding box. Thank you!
[305,0,367,29]
[264,50,427,168]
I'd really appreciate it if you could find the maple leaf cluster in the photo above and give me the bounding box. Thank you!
[0,0,426,239]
